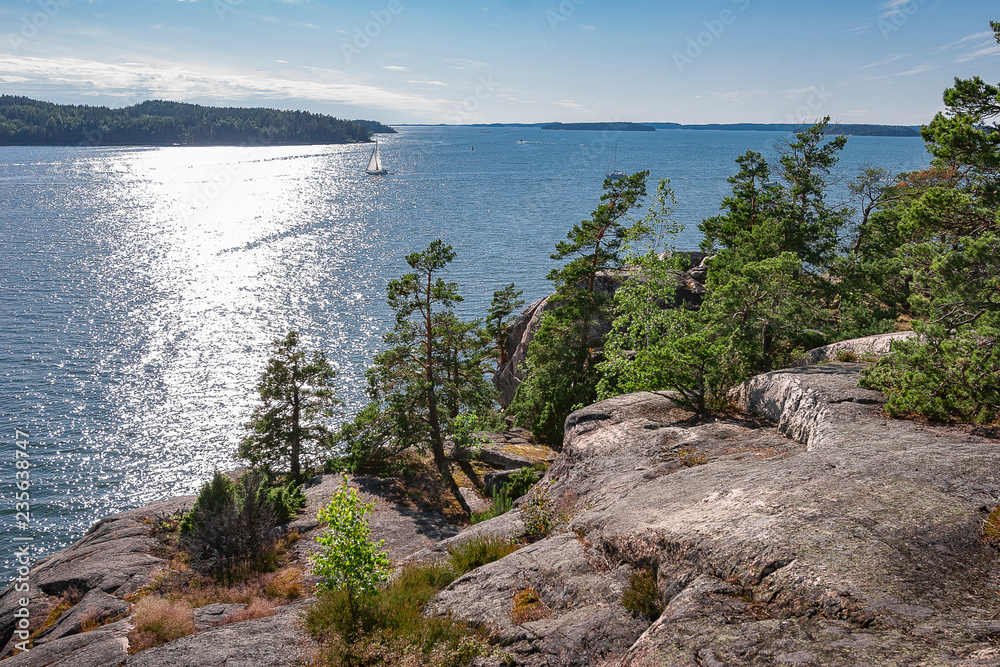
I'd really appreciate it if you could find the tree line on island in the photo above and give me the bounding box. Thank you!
[0,96,395,146]
[162,20,998,665]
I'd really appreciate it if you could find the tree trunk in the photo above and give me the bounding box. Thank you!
[291,384,301,484]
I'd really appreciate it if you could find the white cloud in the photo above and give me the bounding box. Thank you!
[862,54,910,69]
[0,55,444,115]
[954,44,1000,63]
[942,30,993,48]
[579,25,596,32]
[558,99,582,110]
[383,65,409,72]
[408,80,448,86]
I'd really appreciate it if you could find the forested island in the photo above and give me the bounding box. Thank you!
[647,121,920,136]
[0,96,395,146]
[535,121,918,136]
[540,122,657,132]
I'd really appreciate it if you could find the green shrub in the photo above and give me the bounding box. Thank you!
[263,480,306,523]
[182,472,280,578]
[503,466,542,501]
[305,561,499,666]
[622,568,663,620]
[521,485,555,541]
[448,535,521,576]
[179,471,234,535]
[860,329,1000,425]
[470,487,513,525]
[311,482,392,596]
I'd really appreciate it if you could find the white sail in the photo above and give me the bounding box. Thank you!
[367,141,386,174]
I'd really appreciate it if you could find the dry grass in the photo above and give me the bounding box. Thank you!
[223,597,275,625]
[127,597,195,654]
[38,587,82,634]
[510,588,550,625]
[679,448,708,467]
[984,505,1000,547]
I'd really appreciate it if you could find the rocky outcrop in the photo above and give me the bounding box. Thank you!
[6,337,1000,665]
[494,254,710,407]
[794,330,917,366]
[0,496,194,659]
[125,601,311,667]
[429,362,1000,666]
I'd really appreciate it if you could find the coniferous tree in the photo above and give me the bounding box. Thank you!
[510,172,651,445]
[861,21,1000,423]
[238,331,339,484]
[336,240,493,514]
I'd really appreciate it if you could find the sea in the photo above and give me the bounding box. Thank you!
[0,125,931,574]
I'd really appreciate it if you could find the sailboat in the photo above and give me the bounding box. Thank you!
[366,139,388,175]
[606,141,626,180]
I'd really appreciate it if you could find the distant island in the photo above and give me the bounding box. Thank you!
[452,121,920,137]
[0,96,396,147]
[646,122,920,137]
[540,122,656,132]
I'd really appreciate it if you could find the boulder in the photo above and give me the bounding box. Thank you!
[2,618,131,667]
[0,496,193,651]
[125,600,311,667]
[434,361,1000,665]
[794,330,917,366]
[32,588,131,645]
[192,603,247,632]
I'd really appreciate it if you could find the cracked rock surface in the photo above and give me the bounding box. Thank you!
[431,362,1000,666]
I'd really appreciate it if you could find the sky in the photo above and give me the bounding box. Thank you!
[0,0,997,125]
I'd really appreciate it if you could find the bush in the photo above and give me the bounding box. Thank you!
[506,466,542,500]
[179,471,233,535]
[521,485,555,541]
[860,328,1000,425]
[311,482,392,596]
[470,487,513,525]
[448,535,521,576]
[182,471,280,578]
[621,568,663,620]
[127,597,195,654]
[263,480,306,523]
[305,562,498,667]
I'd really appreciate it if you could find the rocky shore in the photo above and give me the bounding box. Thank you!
[3,334,1000,666]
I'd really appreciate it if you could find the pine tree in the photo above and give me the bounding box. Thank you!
[238,331,339,484]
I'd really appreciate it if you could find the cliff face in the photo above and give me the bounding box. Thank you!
[4,342,1000,666]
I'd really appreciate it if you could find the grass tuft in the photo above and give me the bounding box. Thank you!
[305,561,501,666]
[510,587,549,625]
[448,535,521,576]
[127,597,195,654]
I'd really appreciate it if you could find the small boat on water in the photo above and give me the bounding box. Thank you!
[366,140,388,175]
[606,141,626,180]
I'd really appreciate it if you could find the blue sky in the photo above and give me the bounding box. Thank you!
[0,0,996,124]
